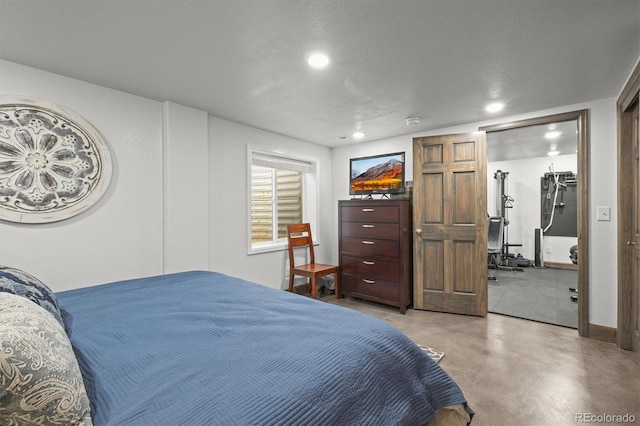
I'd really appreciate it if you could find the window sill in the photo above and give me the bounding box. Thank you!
[249,241,288,255]
[249,240,319,255]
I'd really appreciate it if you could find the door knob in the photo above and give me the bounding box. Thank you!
[628,241,637,245]
[415,228,422,236]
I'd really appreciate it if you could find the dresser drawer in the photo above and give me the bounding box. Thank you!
[340,255,400,282]
[340,205,399,223]
[342,274,400,301]
[341,222,399,240]
[341,237,399,257]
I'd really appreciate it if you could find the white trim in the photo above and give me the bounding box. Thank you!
[250,239,320,255]
[252,151,312,173]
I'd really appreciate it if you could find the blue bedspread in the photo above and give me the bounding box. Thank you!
[57,271,470,425]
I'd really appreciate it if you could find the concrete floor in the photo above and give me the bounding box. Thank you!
[321,294,640,426]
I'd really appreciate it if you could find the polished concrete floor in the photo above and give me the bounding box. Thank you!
[320,294,640,426]
[489,267,578,328]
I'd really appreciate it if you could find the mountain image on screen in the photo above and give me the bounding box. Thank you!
[351,159,403,192]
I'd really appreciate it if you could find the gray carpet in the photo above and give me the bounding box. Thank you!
[488,266,578,328]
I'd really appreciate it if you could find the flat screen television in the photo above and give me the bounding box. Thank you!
[349,151,405,196]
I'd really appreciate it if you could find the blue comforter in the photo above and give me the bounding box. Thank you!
[57,271,470,425]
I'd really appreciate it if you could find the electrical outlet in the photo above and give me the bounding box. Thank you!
[545,247,552,254]
[597,206,611,221]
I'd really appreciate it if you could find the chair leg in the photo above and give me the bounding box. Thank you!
[288,273,295,293]
[311,277,318,299]
[334,272,340,299]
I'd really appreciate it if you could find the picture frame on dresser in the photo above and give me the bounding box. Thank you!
[338,199,413,313]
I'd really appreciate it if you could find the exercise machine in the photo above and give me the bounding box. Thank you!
[487,216,504,280]
[492,170,528,271]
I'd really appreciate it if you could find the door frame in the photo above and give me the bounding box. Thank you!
[617,60,640,350]
[480,109,590,337]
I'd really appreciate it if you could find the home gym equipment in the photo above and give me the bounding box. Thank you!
[492,170,529,270]
[487,216,504,280]
[540,166,579,302]
[569,245,578,301]
[540,166,577,237]
[569,286,578,302]
[534,228,543,267]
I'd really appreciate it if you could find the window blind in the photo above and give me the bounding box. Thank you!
[250,166,302,243]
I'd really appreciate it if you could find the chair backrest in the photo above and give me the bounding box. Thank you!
[487,216,504,253]
[286,223,315,267]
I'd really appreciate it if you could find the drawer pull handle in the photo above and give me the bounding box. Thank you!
[363,279,376,284]
[362,224,375,228]
[362,241,375,245]
[362,261,375,265]
[362,208,375,212]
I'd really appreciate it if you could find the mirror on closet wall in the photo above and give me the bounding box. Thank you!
[484,118,580,329]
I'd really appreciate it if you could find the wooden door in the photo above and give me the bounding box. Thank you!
[413,133,487,316]
[632,101,640,352]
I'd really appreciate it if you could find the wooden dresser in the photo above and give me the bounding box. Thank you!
[338,199,412,313]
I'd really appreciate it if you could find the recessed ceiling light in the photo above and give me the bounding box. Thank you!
[352,131,365,139]
[307,52,330,69]
[545,131,561,139]
[485,102,504,113]
[547,150,560,156]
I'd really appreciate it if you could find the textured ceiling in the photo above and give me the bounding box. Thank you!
[487,120,578,163]
[0,0,638,148]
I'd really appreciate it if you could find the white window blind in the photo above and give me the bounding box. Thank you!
[250,151,306,245]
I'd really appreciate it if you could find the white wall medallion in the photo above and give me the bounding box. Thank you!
[0,97,112,223]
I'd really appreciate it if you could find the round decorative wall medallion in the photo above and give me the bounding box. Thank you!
[0,97,112,223]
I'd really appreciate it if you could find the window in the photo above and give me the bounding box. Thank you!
[248,147,316,253]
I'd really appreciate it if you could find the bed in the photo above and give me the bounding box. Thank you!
[1,268,473,425]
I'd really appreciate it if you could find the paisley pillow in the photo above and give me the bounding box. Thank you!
[0,292,92,425]
[0,265,64,326]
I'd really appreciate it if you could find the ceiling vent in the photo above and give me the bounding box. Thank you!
[406,116,420,126]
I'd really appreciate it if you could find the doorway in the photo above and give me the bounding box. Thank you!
[481,110,589,336]
[485,121,579,328]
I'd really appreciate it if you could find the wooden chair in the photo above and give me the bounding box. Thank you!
[286,223,339,299]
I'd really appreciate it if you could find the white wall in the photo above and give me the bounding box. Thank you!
[331,98,618,328]
[0,59,211,290]
[487,154,577,264]
[0,59,165,290]
[0,59,332,293]
[162,101,210,273]
[208,116,333,289]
